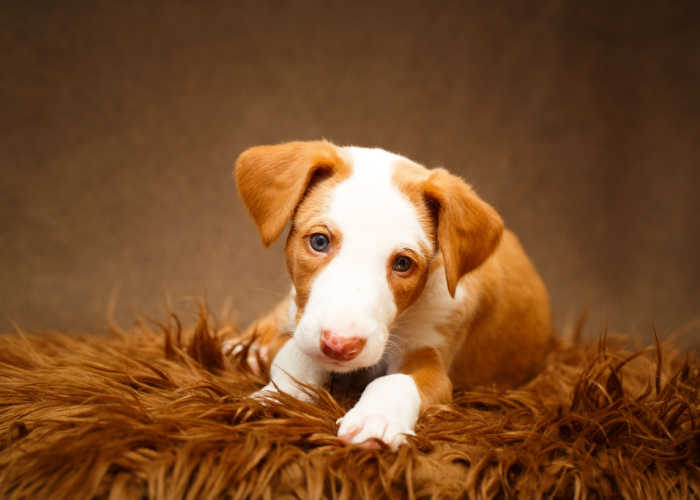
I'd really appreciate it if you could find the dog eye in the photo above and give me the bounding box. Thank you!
[309,233,330,252]
[392,255,413,273]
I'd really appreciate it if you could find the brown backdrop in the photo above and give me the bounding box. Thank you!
[2,1,698,346]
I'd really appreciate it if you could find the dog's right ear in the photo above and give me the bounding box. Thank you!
[235,141,345,246]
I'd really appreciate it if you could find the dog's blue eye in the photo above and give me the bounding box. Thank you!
[392,255,413,273]
[309,233,330,252]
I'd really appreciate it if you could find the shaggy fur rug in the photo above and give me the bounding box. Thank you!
[0,309,698,499]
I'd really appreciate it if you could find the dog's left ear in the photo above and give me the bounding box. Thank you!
[235,141,345,246]
[424,168,504,297]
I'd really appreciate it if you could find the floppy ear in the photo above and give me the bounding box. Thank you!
[424,168,504,297]
[234,141,344,246]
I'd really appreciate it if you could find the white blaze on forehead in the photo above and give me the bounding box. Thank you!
[330,147,429,254]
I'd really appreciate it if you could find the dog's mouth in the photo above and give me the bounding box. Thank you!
[299,347,372,373]
[313,346,386,374]
[314,355,364,373]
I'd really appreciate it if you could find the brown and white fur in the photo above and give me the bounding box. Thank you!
[228,140,551,450]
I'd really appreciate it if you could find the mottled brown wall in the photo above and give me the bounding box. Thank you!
[1,1,698,345]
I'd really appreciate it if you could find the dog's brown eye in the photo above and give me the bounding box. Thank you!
[309,233,330,252]
[392,255,413,273]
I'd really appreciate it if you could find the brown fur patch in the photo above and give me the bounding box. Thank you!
[388,161,436,314]
[443,230,552,389]
[0,309,697,498]
[385,249,431,314]
[399,346,453,410]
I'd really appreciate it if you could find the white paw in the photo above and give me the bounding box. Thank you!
[335,373,421,451]
[222,339,269,375]
[337,409,414,451]
[251,381,314,403]
[251,382,278,402]
[248,340,330,405]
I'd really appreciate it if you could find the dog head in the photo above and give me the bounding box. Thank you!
[235,141,502,372]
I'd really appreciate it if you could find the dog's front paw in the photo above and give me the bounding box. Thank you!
[336,373,420,451]
[337,409,414,451]
[250,382,277,402]
[251,381,314,403]
[222,339,270,376]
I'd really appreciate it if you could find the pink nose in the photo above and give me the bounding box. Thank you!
[320,330,366,361]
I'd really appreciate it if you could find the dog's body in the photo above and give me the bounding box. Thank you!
[230,141,550,449]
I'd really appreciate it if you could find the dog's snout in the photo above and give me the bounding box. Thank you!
[320,330,366,361]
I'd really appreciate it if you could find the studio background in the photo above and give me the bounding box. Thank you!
[2,1,698,346]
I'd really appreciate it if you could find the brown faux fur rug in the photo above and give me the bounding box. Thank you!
[1,309,698,499]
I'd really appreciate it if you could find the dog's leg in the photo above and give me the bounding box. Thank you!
[254,339,330,402]
[337,346,451,450]
[222,293,294,375]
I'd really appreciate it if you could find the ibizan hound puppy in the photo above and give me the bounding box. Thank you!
[227,141,551,450]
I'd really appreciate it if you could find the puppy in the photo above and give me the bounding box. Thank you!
[229,140,550,450]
